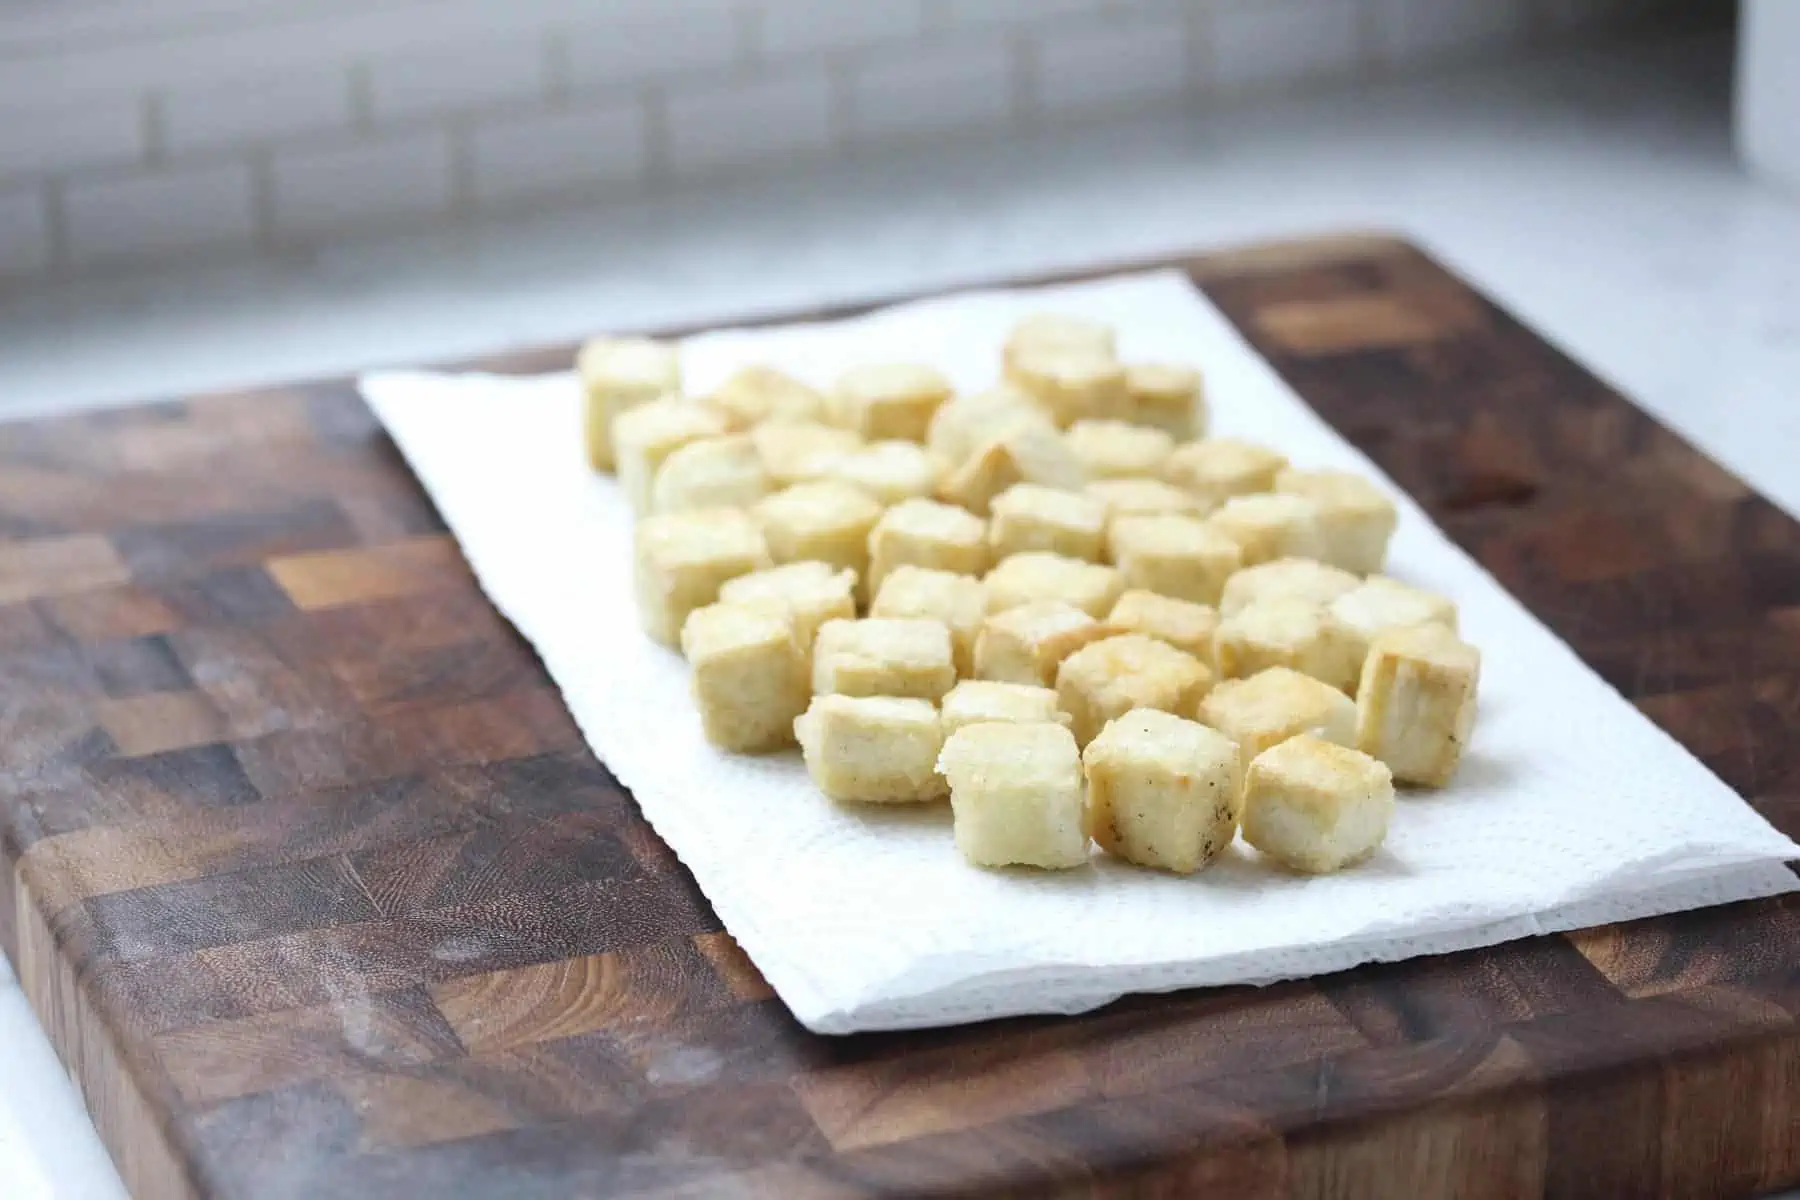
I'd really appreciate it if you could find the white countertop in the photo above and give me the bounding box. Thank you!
[4,28,1799,1199]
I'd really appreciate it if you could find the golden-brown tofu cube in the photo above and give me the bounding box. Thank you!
[938,721,1088,868]
[834,363,952,442]
[1214,596,1348,687]
[1003,313,1116,370]
[615,398,732,514]
[1164,438,1288,508]
[1276,467,1399,575]
[578,336,681,470]
[755,481,884,582]
[752,420,864,488]
[1123,362,1206,440]
[1322,576,1458,685]
[1107,515,1243,606]
[796,694,946,803]
[926,386,1053,465]
[939,679,1068,735]
[1220,557,1360,618]
[938,421,1085,516]
[1355,622,1480,787]
[710,364,829,427]
[1197,665,1357,762]
[871,565,987,676]
[1085,479,1210,538]
[650,433,770,513]
[1084,708,1241,873]
[1065,419,1175,480]
[1106,589,1218,663]
[718,561,857,674]
[974,600,1113,687]
[984,551,1124,619]
[868,498,989,596]
[1006,348,1127,427]
[988,483,1107,562]
[825,440,945,505]
[1056,633,1212,747]
[634,508,771,646]
[680,603,808,752]
[1205,493,1322,567]
[1241,735,1394,873]
[812,617,957,701]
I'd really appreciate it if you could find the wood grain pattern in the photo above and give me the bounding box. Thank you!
[3,235,1797,1199]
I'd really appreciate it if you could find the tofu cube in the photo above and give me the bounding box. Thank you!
[871,565,987,676]
[939,421,1085,516]
[1164,438,1288,508]
[710,365,828,427]
[1107,589,1218,663]
[868,499,990,595]
[1198,666,1357,762]
[616,399,732,515]
[975,600,1114,687]
[718,561,857,674]
[927,386,1054,466]
[984,551,1124,619]
[1086,478,1208,529]
[1084,709,1241,873]
[1276,468,1399,575]
[1003,313,1116,369]
[1355,622,1481,787]
[1065,419,1176,480]
[812,617,956,701]
[825,440,944,505]
[834,363,952,442]
[1206,493,1322,567]
[1123,362,1207,440]
[755,481,884,583]
[939,679,1069,735]
[938,722,1088,868]
[752,421,864,488]
[1241,735,1394,874]
[1006,348,1128,427]
[1214,596,1349,688]
[796,694,946,803]
[1322,576,1458,686]
[988,483,1107,562]
[679,603,808,752]
[634,508,771,646]
[578,336,681,470]
[1056,633,1212,747]
[1220,557,1360,618]
[1107,515,1243,606]
[650,433,769,514]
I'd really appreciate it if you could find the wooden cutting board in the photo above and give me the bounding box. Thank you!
[2,235,1796,1200]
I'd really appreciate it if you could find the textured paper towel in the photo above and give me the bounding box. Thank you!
[361,270,1799,1035]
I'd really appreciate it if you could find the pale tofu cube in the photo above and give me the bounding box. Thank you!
[825,440,944,505]
[926,387,1054,465]
[1065,419,1175,480]
[718,561,857,673]
[796,694,946,803]
[988,483,1107,562]
[1197,666,1357,762]
[939,679,1069,735]
[868,499,989,595]
[1084,709,1241,873]
[1220,557,1360,618]
[650,433,770,513]
[1215,596,1349,688]
[1006,348,1128,427]
[1085,479,1209,532]
[1056,633,1212,747]
[939,421,1085,516]
[834,363,952,442]
[710,365,829,427]
[1003,313,1116,369]
[755,481,884,583]
[1206,493,1322,567]
[1241,735,1394,874]
[1107,515,1243,606]
[1276,468,1399,575]
[1322,576,1458,686]
[984,552,1124,619]
[1107,589,1218,663]
[752,421,864,488]
[616,399,732,515]
[871,565,987,676]
[634,509,771,646]
[975,600,1113,687]
[1124,362,1207,440]
[1164,438,1288,507]
[812,617,956,701]
[578,337,681,470]
[679,603,808,752]
[1355,622,1480,787]
[938,722,1088,868]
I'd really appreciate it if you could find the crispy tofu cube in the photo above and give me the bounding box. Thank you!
[1322,576,1458,687]
[1085,479,1209,532]
[834,363,952,442]
[1356,623,1480,787]
[1165,438,1288,508]
[718,561,857,673]
[615,399,732,514]
[650,433,769,513]
[926,387,1053,465]
[1241,735,1394,873]
[975,600,1113,686]
[871,565,987,676]
[988,483,1107,562]
[939,679,1069,735]
[1084,709,1241,873]
[679,603,808,752]
[938,722,1088,868]
[984,552,1124,619]
[868,499,989,595]
[1107,515,1243,606]
[1003,313,1116,370]
[796,694,946,803]
[578,337,681,471]
[1007,348,1128,427]
[1056,634,1212,747]
[812,617,956,701]
[1276,468,1399,575]
[825,440,944,505]
[634,508,771,646]
[1124,363,1206,440]
[1214,596,1349,687]
[1220,557,1360,618]
[1206,493,1322,567]
[755,482,884,583]
[710,365,829,427]
[939,421,1085,516]
[1107,589,1218,663]
[752,421,864,488]
[1198,666,1357,762]
[1065,419,1176,480]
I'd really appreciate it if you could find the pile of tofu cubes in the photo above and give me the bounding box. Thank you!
[585,314,1481,878]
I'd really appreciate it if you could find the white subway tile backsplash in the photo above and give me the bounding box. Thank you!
[561,8,743,93]
[923,0,1105,30]
[0,187,51,277]
[63,162,254,266]
[269,130,452,237]
[0,101,143,182]
[470,100,647,207]
[1033,16,1191,119]
[1213,0,1364,94]
[848,38,1014,144]
[161,71,353,154]
[757,0,922,60]
[1372,0,1528,63]
[366,33,549,123]
[665,69,834,177]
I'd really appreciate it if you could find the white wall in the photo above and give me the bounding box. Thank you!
[1738,0,1800,194]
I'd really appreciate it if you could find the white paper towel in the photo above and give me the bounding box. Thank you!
[361,270,1799,1035]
